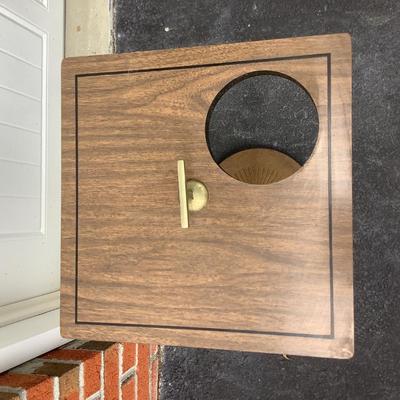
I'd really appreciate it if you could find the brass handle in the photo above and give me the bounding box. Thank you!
[177,160,189,228]
[177,160,208,229]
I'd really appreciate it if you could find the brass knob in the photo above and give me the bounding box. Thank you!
[177,160,208,228]
[187,180,208,212]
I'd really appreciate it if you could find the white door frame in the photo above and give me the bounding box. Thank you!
[0,0,114,372]
[0,0,67,372]
[0,308,70,373]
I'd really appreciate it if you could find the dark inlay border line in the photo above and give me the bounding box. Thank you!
[73,53,334,339]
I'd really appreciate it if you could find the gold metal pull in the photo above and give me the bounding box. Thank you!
[177,160,189,228]
[177,160,208,228]
[187,180,208,212]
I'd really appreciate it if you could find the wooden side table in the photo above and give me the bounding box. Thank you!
[61,33,353,358]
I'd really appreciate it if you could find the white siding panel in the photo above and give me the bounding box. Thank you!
[0,197,40,234]
[0,51,41,99]
[0,87,41,133]
[0,0,63,322]
[0,124,41,165]
[0,11,42,67]
[0,161,41,197]
[33,0,48,8]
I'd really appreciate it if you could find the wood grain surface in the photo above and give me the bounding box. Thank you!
[219,148,301,184]
[61,33,353,358]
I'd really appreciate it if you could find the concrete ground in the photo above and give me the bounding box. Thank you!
[65,0,113,57]
[115,1,400,399]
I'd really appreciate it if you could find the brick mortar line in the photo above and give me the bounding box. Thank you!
[150,353,159,363]
[120,366,136,383]
[118,344,123,400]
[86,390,101,400]
[35,358,81,365]
[53,376,60,400]
[99,351,104,400]
[135,344,138,400]
[0,386,26,400]
[79,361,84,400]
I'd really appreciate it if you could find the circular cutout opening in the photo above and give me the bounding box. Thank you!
[205,72,319,184]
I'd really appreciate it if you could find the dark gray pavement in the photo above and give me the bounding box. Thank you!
[115,1,400,398]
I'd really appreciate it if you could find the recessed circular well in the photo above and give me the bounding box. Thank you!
[205,72,319,184]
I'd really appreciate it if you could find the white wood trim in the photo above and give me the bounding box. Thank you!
[0,291,60,328]
[0,0,66,374]
[0,309,70,373]
[33,0,48,10]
